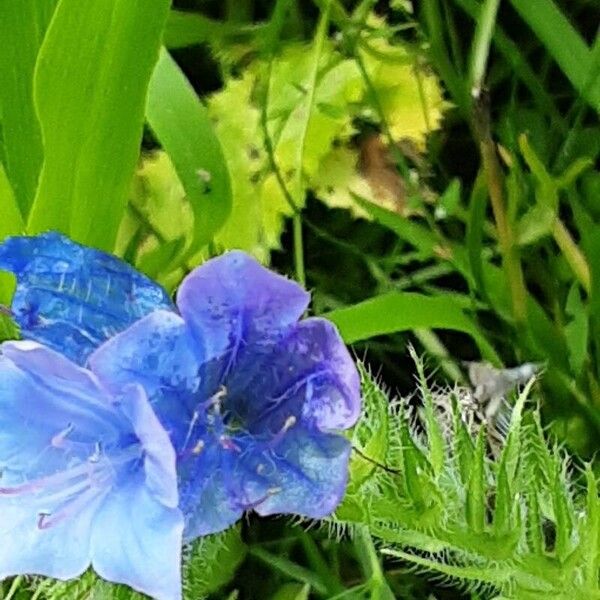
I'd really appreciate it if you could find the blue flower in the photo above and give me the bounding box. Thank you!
[0,341,183,600]
[0,232,173,365]
[0,233,361,540]
[89,251,361,540]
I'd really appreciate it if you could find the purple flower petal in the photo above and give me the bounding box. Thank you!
[226,318,361,433]
[180,424,351,530]
[0,488,99,581]
[0,232,174,365]
[91,482,183,600]
[243,425,352,519]
[118,383,179,509]
[176,251,309,367]
[0,342,183,595]
[177,442,243,540]
[89,310,201,450]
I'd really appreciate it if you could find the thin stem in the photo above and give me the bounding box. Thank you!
[468,0,501,98]
[473,95,528,323]
[414,328,465,382]
[352,445,402,475]
[297,528,345,595]
[293,214,306,287]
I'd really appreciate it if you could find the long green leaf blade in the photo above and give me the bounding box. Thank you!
[146,48,232,256]
[27,0,171,251]
[0,162,23,337]
[325,291,498,361]
[0,0,57,216]
[508,0,600,110]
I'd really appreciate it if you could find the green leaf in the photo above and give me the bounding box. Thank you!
[270,583,311,600]
[493,460,513,536]
[498,379,532,482]
[410,347,445,477]
[207,73,277,260]
[398,409,428,510]
[453,395,475,486]
[286,2,330,203]
[466,428,486,534]
[27,0,171,251]
[517,204,555,246]
[452,0,561,121]
[349,364,390,487]
[146,48,232,258]
[583,466,600,587]
[0,162,23,337]
[164,10,263,49]
[35,570,145,599]
[508,0,600,110]
[353,526,395,600]
[249,547,328,596]
[467,0,501,96]
[325,291,498,362]
[0,0,57,217]
[0,162,25,245]
[552,459,573,562]
[564,283,589,375]
[184,526,247,597]
[436,178,462,219]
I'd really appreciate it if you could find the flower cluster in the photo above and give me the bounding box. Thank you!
[0,233,361,599]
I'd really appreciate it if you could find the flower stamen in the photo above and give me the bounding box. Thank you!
[219,436,241,452]
[51,423,75,448]
[192,440,204,455]
[268,416,297,449]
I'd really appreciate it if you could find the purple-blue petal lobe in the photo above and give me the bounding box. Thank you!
[89,310,201,450]
[91,482,183,600]
[118,384,179,509]
[0,232,174,365]
[225,317,361,434]
[178,426,351,537]
[177,442,243,540]
[244,426,352,519]
[176,250,310,364]
[0,486,101,581]
[0,342,183,597]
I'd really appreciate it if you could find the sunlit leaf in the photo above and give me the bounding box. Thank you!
[27,0,171,251]
[0,0,57,217]
[147,48,232,259]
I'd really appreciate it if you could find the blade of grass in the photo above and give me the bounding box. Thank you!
[28,0,171,251]
[468,0,501,98]
[421,0,470,115]
[508,0,600,110]
[289,1,331,283]
[296,528,344,596]
[249,547,329,597]
[353,526,395,599]
[473,95,528,323]
[0,162,24,333]
[452,0,563,123]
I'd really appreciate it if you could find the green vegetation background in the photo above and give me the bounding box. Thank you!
[0,0,599,598]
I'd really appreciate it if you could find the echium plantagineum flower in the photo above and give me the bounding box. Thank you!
[0,232,173,365]
[0,341,183,600]
[0,233,361,541]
